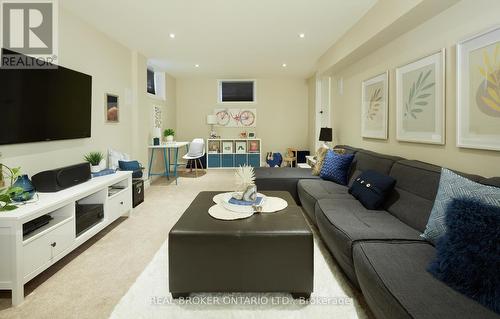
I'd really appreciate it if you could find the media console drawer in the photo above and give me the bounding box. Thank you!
[23,219,75,278]
[107,188,132,221]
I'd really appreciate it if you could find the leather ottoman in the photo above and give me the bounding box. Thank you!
[169,191,313,299]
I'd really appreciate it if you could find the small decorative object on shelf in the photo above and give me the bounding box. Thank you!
[163,128,175,143]
[248,132,256,138]
[239,131,247,138]
[84,151,105,173]
[0,164,23,211]
[12,174,36,202]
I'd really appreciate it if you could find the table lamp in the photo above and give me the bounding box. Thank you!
[207,115,217,138]
[319,127,333,147]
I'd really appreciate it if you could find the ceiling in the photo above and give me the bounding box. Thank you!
[61,0,376,78]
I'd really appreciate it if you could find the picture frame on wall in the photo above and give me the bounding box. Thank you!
[235,141,247,154]
[457,26,500,151]
[222,141,233,154]
[361,71,389,139]
[396,49,445,144]
[104,93,120,123]
[105,94,119,123]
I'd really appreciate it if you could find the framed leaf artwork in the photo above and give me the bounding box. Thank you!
[457,26,500,151]
[396,49,445,144]
[361,71,389,139]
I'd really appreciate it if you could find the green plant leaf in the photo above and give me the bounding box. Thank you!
[0,204,18,211]
[417,94,431,99]
[415,101,428,106]
[411,112,417,119]
[412,109,423,113]
[421,69,432,86]
[421,82,435,91]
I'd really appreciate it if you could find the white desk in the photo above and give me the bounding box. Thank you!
[148,142,189,185]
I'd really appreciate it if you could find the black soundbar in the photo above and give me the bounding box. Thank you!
[32,163,91,192]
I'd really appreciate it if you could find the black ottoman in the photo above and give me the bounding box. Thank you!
[169,191,313,299]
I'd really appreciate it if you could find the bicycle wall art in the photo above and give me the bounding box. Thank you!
[214,108,257,127]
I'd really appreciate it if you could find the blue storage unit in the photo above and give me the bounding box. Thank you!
[234,154,248,167]
[248,154,260,167]
[222,154,234,167]
[207,154,221,168]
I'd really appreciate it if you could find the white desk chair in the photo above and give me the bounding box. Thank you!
[182,138,205,177]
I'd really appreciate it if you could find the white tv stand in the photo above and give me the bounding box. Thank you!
[0,171,133,306]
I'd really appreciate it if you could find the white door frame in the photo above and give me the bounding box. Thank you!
[315,74,332,149]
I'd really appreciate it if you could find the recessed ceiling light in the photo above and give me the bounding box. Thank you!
[195,64,200,68]
[169,33,176,39]
[298,33,305,38]
[282,63,287,67]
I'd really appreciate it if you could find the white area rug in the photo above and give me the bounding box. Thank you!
[110,233,371,319]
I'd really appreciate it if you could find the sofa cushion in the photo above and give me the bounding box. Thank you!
[353,241,499,319]
[315,198,424,285]
[349,170,396,210]
[297,179,351,222]
[320,151,355,185]
[427,198,500,314]
[422,168,500,244]
[254,167,319,204]
[348,150,402,186]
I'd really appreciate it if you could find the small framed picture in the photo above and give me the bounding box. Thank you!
[235,141,247,154]
[248,132,256,138]
[222,141,233,154]
[105,94,119,123]
[208,140,220,154]
[248,140,260,153]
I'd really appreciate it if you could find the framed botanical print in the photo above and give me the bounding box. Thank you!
[457,26,500,151]
[361,71,389,139]
[396,49,445,144]
[222,141,233,154]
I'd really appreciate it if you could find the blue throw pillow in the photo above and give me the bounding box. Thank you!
[427,198,500,314]
[421,168,500,244]
[118,160,143,178]
[348,170,396,210]
[320,150,354,185]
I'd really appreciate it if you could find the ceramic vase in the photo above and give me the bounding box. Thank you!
[12,174,36,202]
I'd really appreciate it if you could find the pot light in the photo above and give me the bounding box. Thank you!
[282,63,287,67]
[169,33,176,39]
[298,33,305,38]
[195,64,200,68]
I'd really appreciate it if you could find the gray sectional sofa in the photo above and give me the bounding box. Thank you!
[255,145,499,319]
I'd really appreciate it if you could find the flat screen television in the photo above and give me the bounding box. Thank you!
[0,50,92,145]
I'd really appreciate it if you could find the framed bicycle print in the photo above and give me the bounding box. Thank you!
[213,108,257,127]
[396,49,445,145]
[457,26,500,151]
[361,71,389,140]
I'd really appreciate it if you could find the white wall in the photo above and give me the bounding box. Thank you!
[329,0,500,177]
[175,77,309,157]
[0,8,134,176]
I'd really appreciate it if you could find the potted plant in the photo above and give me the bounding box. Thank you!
[164,128,175,143]
[84,152,104,173]
[0,164,23,212]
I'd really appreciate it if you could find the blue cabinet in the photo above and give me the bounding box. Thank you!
[207,154,221,168]
[234,154,247,167]
[248,154,260,167]
[222,154,234,167]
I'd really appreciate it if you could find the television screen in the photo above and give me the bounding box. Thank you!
[220,81,255,102]
[0,51,92,145]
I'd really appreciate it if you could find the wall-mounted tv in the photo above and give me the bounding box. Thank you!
[0,49,92,145]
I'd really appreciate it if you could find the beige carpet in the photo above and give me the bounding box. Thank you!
[0,170,372,319]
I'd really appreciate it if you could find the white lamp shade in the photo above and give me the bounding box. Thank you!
[206,115,217,125]
[152,127,162,138]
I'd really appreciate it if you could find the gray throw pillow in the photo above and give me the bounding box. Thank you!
[421,168,500,244]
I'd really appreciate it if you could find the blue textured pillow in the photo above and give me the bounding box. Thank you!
[422,168,500,244]
[320,150,354,185]
[427,198,500,314]
[348,170,396,210]
[118,160,143,178]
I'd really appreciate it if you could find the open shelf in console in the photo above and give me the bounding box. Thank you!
[23,203,74,244]
[108,179,128,199]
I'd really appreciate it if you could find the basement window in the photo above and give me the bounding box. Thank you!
[218,80,256,103]
[147,68,166,100]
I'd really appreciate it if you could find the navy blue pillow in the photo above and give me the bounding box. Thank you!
[427,198,500,314]
[118,160,143,178]
[348,170,396,210]
[320,150,354,185]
